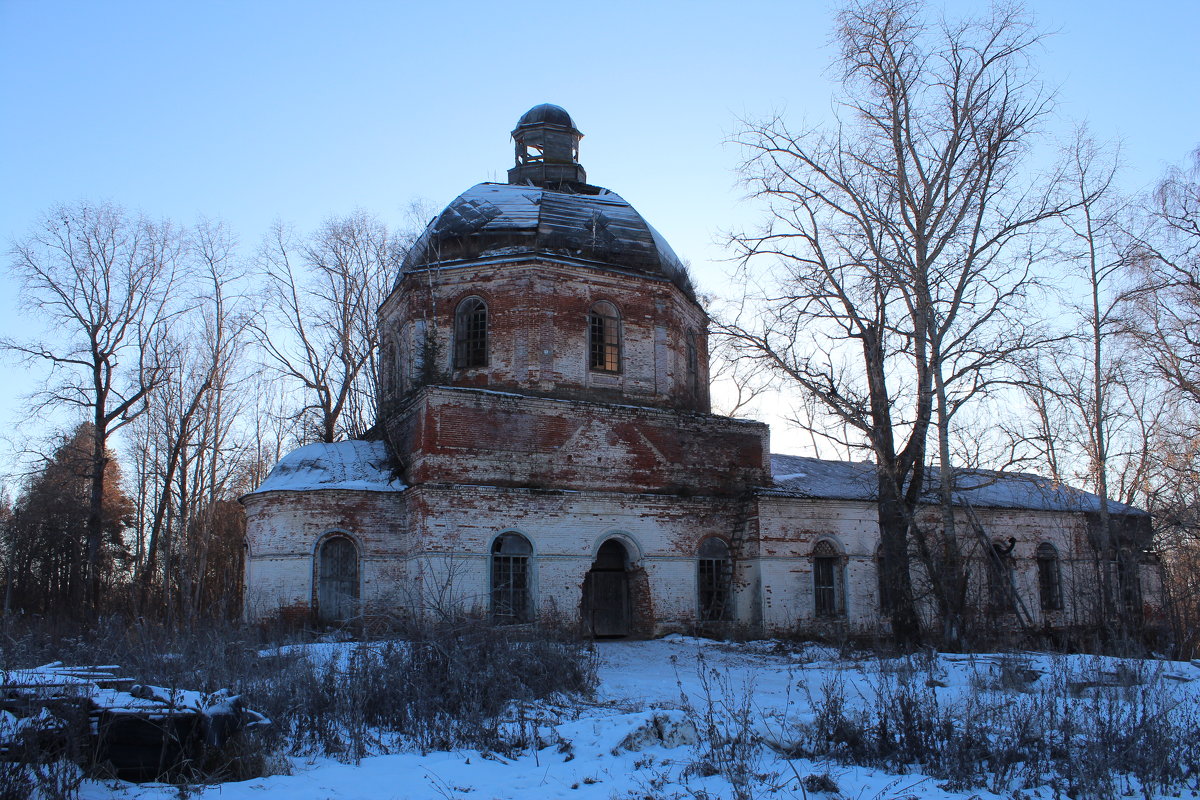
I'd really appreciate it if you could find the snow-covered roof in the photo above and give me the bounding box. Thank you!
[400,182,695,297]
[767,454,1146,515]
[247,440,406,496]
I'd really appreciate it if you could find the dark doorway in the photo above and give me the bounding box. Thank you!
[318,537,359,624]
[583,539,631,638]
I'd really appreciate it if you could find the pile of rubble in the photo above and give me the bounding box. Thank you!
[0,662,269,781]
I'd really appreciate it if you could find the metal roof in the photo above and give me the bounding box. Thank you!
[399,182,695,297]
[514,103,580,134]
[767,454,1147,515]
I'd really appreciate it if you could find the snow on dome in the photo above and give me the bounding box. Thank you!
[400,182,695,299]
[248,440,405,495]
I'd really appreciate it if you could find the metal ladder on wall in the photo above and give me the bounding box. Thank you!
[961,500,1037,633]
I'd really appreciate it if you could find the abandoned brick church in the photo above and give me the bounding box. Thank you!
[243,104,1159,638]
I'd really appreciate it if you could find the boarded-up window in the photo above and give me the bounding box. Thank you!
[589,301,621,372]
[813,540,845,617]
[698,537,731,621]
[318,537,359,624]
[454,297,488,369]
[1037,542,1062,611]
[491,533,532,623]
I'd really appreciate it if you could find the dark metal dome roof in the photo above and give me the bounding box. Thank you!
[399,183,694,297]
[515,103,579,133]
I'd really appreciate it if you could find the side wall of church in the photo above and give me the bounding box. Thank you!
[755,497,883,635]
[399,485,748,636]
[242,483,1160,636]
[243,490,409,621]
[755,496,1151,637]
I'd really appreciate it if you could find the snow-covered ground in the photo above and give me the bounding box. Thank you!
[78,636,1200,800]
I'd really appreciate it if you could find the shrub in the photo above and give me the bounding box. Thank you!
[0,615,598,785]
[782,653,1200,799]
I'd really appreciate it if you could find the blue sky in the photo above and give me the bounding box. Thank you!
[1,0,1198,476]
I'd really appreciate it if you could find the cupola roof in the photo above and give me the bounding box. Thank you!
[400,105,694,297]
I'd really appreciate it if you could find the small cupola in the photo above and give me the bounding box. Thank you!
[507,103,587,189]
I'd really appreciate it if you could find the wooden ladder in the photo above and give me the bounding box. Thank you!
[962,500,1037,633]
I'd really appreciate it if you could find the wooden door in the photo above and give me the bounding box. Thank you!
[585,570,630,637]
[583,539,631,637]
[318,538,359,623]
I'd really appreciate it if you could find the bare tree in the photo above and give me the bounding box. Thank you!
[254,211,400,443]
[1003,134,1161,636]
[722,0,1064,644]
[5,202,180,611]
[1122,144,1200,650]
[1125,147,1200,402]
[132,221,250,617]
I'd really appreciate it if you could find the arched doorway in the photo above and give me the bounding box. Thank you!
[583,539,631,638]
[317,536,359,624]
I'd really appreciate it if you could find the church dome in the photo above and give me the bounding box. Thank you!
[400,105,694,298]
[514,103,579,133]
[400,183,692,293]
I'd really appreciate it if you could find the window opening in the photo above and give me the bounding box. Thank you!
[813,540,845,617]
[411,319,427,379]
[589,302,621,372]
[1036,542,1062,611]
[987,538,1017,614]
[454,298,488,369]
[491,533,532,623]
[686,331,699,398]
[1115,549,1142,616]
[698,538,732,621]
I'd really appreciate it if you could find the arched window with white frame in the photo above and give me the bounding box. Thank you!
[491,532,532,623]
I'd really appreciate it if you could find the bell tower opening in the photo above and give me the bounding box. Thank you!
[508,103,587,189]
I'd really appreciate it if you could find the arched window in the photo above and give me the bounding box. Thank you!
[697,538,732,621]
[389,340,403,396]
[1036,542,1062,612]
[812,540,845,617]
[588,301,621,372]
[454,297,488,369]
[317,536,359,624]
[685,329,700,399]
[491,532,532,623]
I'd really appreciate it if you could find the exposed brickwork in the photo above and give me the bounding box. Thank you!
[243,119,1159,639]
[387,386,769,496]
[378,259,711,414]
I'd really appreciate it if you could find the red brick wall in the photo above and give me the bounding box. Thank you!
[387,386,769,496]
[379,258,711,413]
